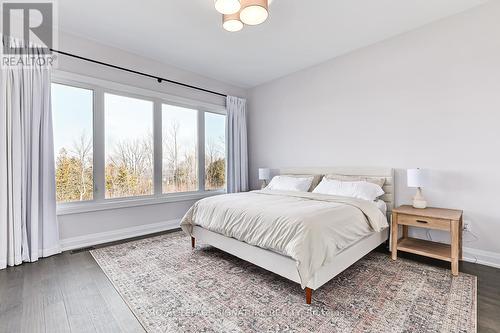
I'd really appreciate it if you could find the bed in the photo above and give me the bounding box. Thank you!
[181,167,394,304]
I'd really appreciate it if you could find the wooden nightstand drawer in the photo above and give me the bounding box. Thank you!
[397,214,450,231]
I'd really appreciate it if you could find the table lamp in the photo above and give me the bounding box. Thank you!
[258,168,271,189]
[407,168,427,209]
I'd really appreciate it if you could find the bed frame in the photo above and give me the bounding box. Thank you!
[191,167,395,304]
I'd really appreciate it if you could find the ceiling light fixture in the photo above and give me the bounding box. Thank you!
[239,0,268,26]
[214,0,241,15]
[216,0,272,32]
[223,12,244,32]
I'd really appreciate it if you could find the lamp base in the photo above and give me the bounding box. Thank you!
[412,188,427,209]
[261,180,268,189]
[412,199,427,209]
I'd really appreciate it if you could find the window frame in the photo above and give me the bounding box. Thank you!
[160,102,202,195]
[53,71,227,215]
[103,89,156,199]
[204,110,228,192]
[51,80,97,204]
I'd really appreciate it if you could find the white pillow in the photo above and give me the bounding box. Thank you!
[266,175,314,192]
[312,178,385,201]
[281,174,323,192]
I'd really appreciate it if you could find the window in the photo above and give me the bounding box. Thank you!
[52,75,227,212]
[105,93,154,198]
[52,83,93,203]
[205,112,226,191]
[162,104,198,193]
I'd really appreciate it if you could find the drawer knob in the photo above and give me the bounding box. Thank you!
[416,219,428,224]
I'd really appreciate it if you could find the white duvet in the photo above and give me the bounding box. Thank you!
[180,190,388,288]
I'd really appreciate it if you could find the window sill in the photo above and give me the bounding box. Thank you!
[56,190,225,216]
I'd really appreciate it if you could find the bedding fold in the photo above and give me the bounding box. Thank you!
[180,190,388,288]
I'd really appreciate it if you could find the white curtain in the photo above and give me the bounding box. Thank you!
[0,38,60,269]
[226,96,248,193]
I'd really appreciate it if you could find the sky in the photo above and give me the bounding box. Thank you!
[105,93,153,159]
[52,83,93,155]
[205,111,226,158]
[52,83,226,161]
[162,103,198,161]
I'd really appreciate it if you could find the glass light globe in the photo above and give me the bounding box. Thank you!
[214,0,241,15]
[223,13,244,32]
[240,0,268,26]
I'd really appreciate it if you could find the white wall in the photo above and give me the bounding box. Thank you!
[248,2,500,266]
[57,32,246,106]
[56,32,246,249]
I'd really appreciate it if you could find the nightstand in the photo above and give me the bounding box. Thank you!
[391,205,463,275]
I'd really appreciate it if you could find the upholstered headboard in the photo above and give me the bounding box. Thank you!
[277,167,395,214]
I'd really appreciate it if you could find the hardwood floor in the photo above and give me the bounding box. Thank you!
[0,249,145,333]
[1,232,499,333]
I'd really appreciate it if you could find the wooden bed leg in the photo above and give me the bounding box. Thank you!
[305,288,312,305]
[191,237,195,248]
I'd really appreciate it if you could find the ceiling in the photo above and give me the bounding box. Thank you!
[58,0,486,88]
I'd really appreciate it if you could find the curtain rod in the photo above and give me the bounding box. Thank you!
[50,49,228,98]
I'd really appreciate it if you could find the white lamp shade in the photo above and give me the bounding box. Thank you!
[258,168,271,180]
[214,0,241,15]
[240,0,269,25]
[407,168,426,188]
[223,12,243,32]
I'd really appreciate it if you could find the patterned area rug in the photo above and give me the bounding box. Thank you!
[91,232,476,333]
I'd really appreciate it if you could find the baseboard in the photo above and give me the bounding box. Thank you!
[39,245,62,258]
[463,247,500,269]
[60,219,181,251]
